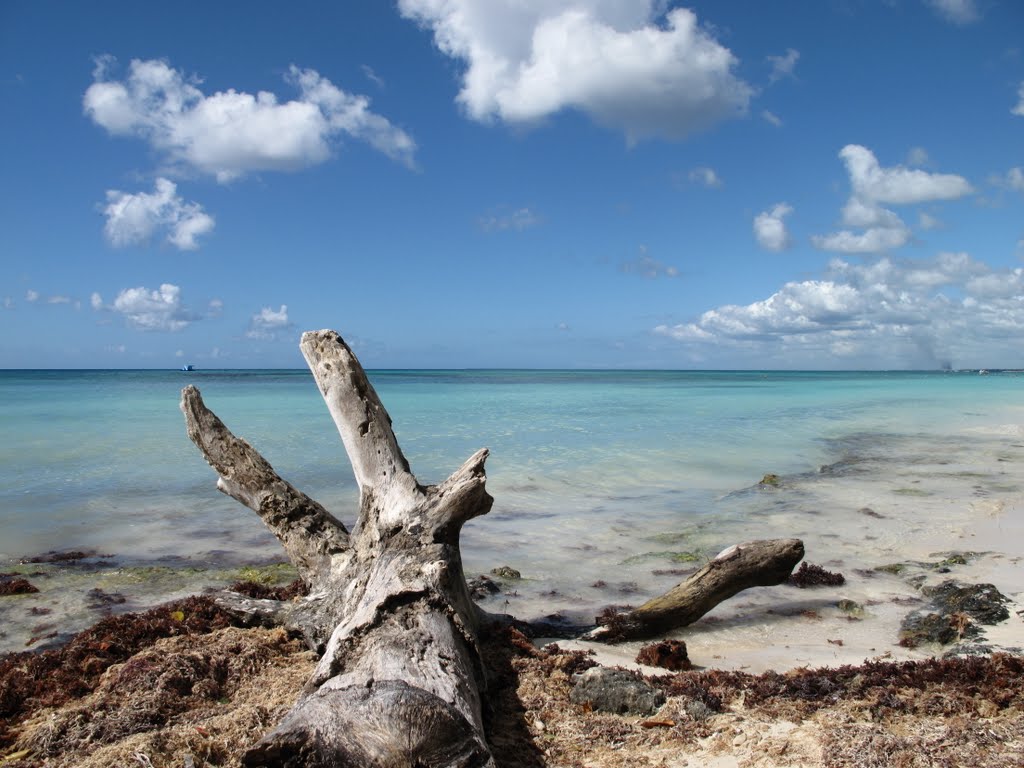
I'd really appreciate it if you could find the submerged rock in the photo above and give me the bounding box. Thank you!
[758,473,781,488]
[490,566,522,580]
[899,612,975,648]
[468,575,501,600]
[570,667,665,715]
[922,581,1010,625]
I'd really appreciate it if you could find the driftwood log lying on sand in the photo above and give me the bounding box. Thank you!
[590,539,805,641]
[181,329,803,767]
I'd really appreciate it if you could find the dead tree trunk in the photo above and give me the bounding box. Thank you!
[588,539,805,641]
[182,329,805,766]
[183,330,495,767]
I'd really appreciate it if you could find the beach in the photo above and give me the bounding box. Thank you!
[2,367,1024,765]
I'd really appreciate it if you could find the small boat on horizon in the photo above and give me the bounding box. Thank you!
[180,364,195,372]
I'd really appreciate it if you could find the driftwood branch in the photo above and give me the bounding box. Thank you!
[590,538,805,641]
[180,385,349,585]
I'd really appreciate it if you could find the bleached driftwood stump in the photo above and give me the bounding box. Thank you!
[183,330,495,766]
[182,329,804,766]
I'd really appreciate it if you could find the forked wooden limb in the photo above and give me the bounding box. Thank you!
[588,538,805,641]
[184,330,495,767]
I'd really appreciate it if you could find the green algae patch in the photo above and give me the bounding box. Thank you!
[892,487,931,497]
[620,550,704,566]
[231,562,297,586]
[874,562,908,575]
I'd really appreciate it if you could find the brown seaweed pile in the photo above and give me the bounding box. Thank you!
[2,606,1022,767]
[0,596,241,748]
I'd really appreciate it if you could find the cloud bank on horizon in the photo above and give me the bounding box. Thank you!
[2,0,1023,369]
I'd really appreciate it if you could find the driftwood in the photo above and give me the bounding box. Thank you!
[181,329,804,766]
[589,539,805,641]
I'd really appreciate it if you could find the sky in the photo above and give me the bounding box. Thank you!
[1,0,1023,369]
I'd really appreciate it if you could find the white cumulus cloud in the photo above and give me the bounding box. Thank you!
[761,110,783,127]
[813,145,971,255]
[247,304,292,340]
[655,252,1023,368]
[26,290,39,302]
[84,57,416,182]
[753,203,793,252]
[399,0,752,143]
[103,178,214,250]
[108,283,198,331]
[924,0,979,25]
[1014,82,1024,117]
[840,145,972,205]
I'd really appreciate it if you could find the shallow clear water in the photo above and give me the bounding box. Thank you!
[2,368,1023,656]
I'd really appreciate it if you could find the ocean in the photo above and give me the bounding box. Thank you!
[3,368,1023,662]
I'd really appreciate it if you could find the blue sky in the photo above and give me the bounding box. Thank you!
[2,0,1023,369]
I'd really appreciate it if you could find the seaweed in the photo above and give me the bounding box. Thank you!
[228,578,309,601]
[788,562,846,588]
[636,640,692,671]
[0,595,241,748]
[0,580,39,597]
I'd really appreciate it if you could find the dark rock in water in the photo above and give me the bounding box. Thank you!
[86,588,128,610]
[837,599,864,618]
[858,507,885,519]
[788,562,846,588]
[899,612,974,648]
[943,642,996,659]
[758,473,781,488]
[922,581,1010,625]
[23,550,114,565]
[636,640,691,671]
[468,575,501,600]
[490,565,522,580]
[0,578,40,596]
[570,667,665,715]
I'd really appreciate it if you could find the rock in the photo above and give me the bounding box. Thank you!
[922,581,1010,624]
[636,640,692,671]
[684,699,715,722]
[759,474,781,487]
[490,566,522,580]
[899,612,968,647]
[837,599,864,618]
[467,575,501,600]
[858,507,885,519]
[570,667,665,715]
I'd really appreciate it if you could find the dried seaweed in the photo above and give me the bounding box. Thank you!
[0,595,241,747]
[0,580,38,597]
[788,562,846,588]
[227,578,309,601]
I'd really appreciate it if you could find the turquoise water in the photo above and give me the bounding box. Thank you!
[2,368,1024,653]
